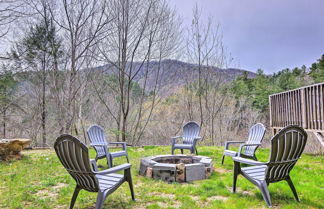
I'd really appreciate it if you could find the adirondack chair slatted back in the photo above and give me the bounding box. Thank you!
[87,125,107,159]
[183,121,200,144]
[54,134,99,192]
[266,125,307,183]
[243,123,266,156]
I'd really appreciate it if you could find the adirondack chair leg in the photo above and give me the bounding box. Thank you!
[70,185,81,209]
[233,161,240,193]
[95,190,107,209]
[286,176,299,202]
[126,155,130,163]
[253,155,258,161]
[171,147,175,155]
[181,149,183,154]
[110,158,113,167]
[221,155,225,165]
[125,168,135,201]
[195,147,198,155]
[106,154,113,168]
[259,181,272,208]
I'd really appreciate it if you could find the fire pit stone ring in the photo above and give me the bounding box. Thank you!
[139,154,213,183]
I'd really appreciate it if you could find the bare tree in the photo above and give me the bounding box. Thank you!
[185,4,231,144]
[48,0,113,135]
[0,0,35,60]
[92,0,180,143]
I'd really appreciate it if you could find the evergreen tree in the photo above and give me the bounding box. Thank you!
[12,18,62,146]
[310,55,324,83]
[0,70,18,138]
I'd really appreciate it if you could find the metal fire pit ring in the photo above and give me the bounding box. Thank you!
[139,155,213,183]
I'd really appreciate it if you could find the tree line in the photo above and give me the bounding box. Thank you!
[230,55,324,120]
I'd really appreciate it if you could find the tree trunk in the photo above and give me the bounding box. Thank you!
[42,66,47,146]
[3,107,6,138]
[122,115,127,142]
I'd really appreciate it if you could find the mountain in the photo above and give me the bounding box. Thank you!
[96,59,256,96]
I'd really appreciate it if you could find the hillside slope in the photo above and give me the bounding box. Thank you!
[96,59,256,95]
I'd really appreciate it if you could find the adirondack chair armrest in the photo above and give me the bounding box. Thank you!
[108,142,127,150]
[95,163,132,175]
[193,137,202,145]
[238,143,261,156]
[224,141,245,149]
[90,143,108,147]
[232,156,266,166]
[90,159,99,171]
[171,136,183,145]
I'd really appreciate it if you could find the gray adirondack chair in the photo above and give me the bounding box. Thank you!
[87,125,129,168]
[54,134,135,209]
[171,121,202,155]
[222,123,266,164]
[232,125,307,208]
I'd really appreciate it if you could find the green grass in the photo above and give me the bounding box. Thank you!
[0,146,323,209]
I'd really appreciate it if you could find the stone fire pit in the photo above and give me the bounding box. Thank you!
[139,155,213,183]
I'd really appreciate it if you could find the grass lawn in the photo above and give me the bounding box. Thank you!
[0,146,323,209]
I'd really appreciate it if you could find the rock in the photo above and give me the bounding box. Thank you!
[153,163,176,183]
[146,167,153,178]
[0,138,32,161]
[176,163,185,182]
[205,166,213,178]
[185,163,205,182]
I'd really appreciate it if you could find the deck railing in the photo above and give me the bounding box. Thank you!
[269,82,324,131]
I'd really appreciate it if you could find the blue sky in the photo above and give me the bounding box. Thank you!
[169,0,324,73]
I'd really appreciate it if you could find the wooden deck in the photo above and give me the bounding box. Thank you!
[269,82,324,147]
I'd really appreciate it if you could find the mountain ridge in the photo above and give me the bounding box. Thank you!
[95,59,256,95]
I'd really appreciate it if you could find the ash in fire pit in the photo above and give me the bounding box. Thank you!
[139,155,213,183]
[155,157,194,164]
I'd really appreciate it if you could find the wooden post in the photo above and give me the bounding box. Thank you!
[272,128,277,136]
[301,88,307,129]
[269,95,273,127]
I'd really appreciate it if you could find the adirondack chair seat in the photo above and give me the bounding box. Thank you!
[173,144,193,149]
[222,123,266,164]
[240,165,267,182]
[97,173,124,191]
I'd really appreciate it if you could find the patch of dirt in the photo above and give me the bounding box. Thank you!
[226,186,253,196]
[191,195,228,207]
[191,196,200,201]
[151,192,176,199]
[208,195,228,201]
[137,148,145,152]
[35,183,67,199]
[187,183,200,188]
[214,167,231,173]
[135,192,181,209]
[53,205,66,209]
[35,189,58,198]
[53,183,67,190]
[22,201,32,207]
[22,150,54,155]
[140,192,181,208]
[142,201,182,209]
